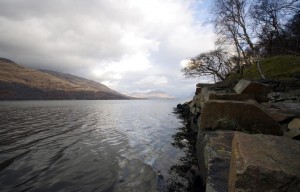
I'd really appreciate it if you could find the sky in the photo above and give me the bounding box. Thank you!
[0,0,216,98]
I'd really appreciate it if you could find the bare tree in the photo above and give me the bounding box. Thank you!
[285,12,300,55]
[251,0,300,56]
[182,49,234,82]
[183,0,299,82]
[212,0,259,78]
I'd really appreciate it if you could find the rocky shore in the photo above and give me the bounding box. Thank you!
[176,78,300,192]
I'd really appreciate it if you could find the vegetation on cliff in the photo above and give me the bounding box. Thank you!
[182,0,300,82]
[230,55,300,80]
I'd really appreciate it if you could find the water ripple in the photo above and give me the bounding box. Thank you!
[0,100,184,192]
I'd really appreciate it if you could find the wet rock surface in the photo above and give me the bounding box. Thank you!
[171,106,205,192]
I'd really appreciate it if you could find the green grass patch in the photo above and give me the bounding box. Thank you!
[229,55,300,80]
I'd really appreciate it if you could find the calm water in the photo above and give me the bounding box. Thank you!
[0,100,184,192]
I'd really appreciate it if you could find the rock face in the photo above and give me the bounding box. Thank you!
[234,79,272,95]
[199,100,283,135]
[196,131,234,192]
[229,132,300,192]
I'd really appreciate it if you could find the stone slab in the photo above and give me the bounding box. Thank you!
[228,132,300,192]
[199,100,283,135]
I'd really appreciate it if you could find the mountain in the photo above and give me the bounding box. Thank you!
[129,90,175,100]
[0,58,130,100]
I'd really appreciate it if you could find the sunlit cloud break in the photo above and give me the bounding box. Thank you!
[0,0,215,98]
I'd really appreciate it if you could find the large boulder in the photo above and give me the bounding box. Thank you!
[199,87,216,103]
[228,132,300,192]
[196,131,234,192]
[234,79,272,96]
[199,100,283,135]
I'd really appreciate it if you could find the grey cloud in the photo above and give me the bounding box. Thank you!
[0,0,215,98]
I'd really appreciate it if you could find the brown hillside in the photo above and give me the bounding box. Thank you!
[0,58,129,100]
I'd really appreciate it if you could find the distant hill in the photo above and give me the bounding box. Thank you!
[129,90,175,100]
[0,58,130,100]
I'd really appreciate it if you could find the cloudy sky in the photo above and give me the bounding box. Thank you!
[0,0,216,98]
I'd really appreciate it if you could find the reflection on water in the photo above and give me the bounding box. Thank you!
[0,100,184,192]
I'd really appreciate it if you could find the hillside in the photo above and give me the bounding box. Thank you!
[0,58,130,100]
[230,55,300,80]
[129,90,175,100]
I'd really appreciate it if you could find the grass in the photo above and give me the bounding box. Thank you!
[229,55,300,80]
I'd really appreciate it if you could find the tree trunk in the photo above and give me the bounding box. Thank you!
[256,60,266,79]
[239,65,244,79]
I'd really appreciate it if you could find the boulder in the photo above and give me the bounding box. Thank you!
[199,100,283,135]
[193,94,203,108]
[277,78,300,92]
[257,79,280,89]
[190,106,200,115]
[266,109,295,122]
[200,87,216,102]
[196,131,234,192]
[192,87,217,106]
[270,103,300,117]
[195,87,202,95]
[285,118,300,140]
[289,118,300,129]
[234,79,272,96]
[207,93,268,103]
[268,92,299,102]
[176,102,190,118]
[228,132,300,192]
